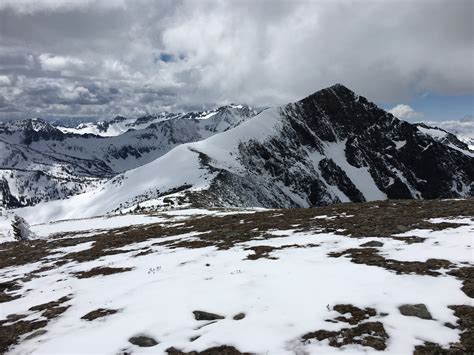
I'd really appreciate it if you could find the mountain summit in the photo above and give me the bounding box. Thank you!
[17,84,473,223]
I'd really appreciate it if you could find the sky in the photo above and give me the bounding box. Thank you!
[0,0,472,122]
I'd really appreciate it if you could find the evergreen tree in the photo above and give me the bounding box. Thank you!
[11,215,34,242]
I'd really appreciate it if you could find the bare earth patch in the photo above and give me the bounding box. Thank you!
[74,266,134,279]
[303,304,388,351]
[0,295,72,352]
[81,308,119,321]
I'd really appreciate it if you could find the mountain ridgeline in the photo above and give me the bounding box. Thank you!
[0,105,259,208]
[183,84,473,207]
[4,84,474,220]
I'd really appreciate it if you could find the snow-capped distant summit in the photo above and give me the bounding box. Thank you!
[1,117,60,135]
[55,104,260,137]
[17,84,473,223]
[0,117,65,144]
[0,105,259,208]
[419,119,474,150]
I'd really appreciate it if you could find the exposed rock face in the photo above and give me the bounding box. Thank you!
[0,177,21,208]
[188,84,473,208]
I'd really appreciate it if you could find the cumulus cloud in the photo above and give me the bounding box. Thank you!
[38,54,86,75]
[0,0,472,120]
[0,75,11,86]
[388,104,424,121]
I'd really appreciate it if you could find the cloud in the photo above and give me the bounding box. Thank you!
[461,114,473,123]
[0,75,12,86]
[388,104,424,121]
[0,0,472,120]
[38,54,86,75]
[0,0,125,14]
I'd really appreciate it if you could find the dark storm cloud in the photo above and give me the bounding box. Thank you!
[0,0,472,120]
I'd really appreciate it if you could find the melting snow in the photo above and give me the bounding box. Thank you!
[1,211,471,354]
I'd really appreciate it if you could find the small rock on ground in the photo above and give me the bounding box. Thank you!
[398,304,433,320]
[193,310,225,321]
[128,335,158,347]
[81,308,118,321]
[24,329,47,340]
[233,313,245,320]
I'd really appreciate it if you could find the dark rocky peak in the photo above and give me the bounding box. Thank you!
[202,84,472,209]
[300,84,379,118]
[302,83,357,104]
[283,84,394,143]
[0,118,64,143]
[23,119,65,144]
[324,83,356,95]
[8,117,54,131]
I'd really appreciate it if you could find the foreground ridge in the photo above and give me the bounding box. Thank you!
[1,199,472,353]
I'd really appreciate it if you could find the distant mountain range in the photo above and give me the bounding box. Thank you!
[0,104,260,208]
[418,119,474,150]
[11,84,472,224]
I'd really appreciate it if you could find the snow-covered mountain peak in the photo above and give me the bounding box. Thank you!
[0,117,65,144]
[16,84,473,223]
[2,117,56,133]
[54,104,260,137]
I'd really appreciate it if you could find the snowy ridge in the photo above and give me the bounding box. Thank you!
[415,123,474,157]
[55,104,260,137]
[16,85,473,224]
[15,107,283,223]
[0,105,258,208]
[418,120,474,150]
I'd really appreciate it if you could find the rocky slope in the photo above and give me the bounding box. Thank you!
[16,84,473,223]
[0,105,258,208]
[191,84,473,207]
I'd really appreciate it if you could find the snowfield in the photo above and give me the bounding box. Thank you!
[0,199,472,354]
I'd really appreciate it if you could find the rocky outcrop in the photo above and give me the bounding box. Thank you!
[186,84,473,207]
